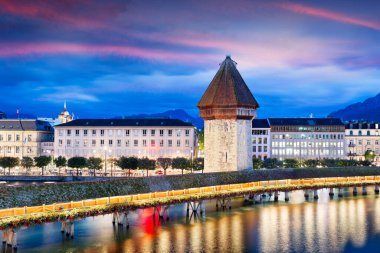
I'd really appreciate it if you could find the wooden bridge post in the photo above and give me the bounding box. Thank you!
[353,186,358,196]
[375,185,379,194]
[362,185,368,196]
[329,188,334,197]
[11,229,17,249]
[338,188,343,198]
[254,194,261,204]
[112,212,117,224]
[70,221,74,239]
[274,192,279,202]
[2,229,7,244]
[60,221,66,233]
[304,190,310,200]
[313,189,319,200]
[284,191,289,202]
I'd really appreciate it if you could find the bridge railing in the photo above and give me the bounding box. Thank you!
[1,176,379,219]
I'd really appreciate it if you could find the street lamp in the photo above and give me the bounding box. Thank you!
[103,146,111,176]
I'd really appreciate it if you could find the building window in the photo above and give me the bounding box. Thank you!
[253,146,256,152]
[67,140,71,147]
[108,130,113,136]
[160,130,164,136]
[151,140,155,147]
[168,140,172,147]
[117,140,121,146]
[0,135,3,141]
[58,130,63,136]
[160,140,164,147]
[126,129,130,136]
[258,146,262,152]
[75,130,80,136]
[143,129,147,136]
[117,130,122,136]
[7,135,11,141]
[168,130,173,137]
[263,138,267,144]
[109,140,113,146]
[16,135,20,141]
[359,140,362,145]
[359,130,362,136]
[151,130,155,136]
[28,135,32,142]
[264,146,268,152]
[349,130,353,136]
[67,130,71,136]
[376,141,379,145]
[75,140,80,147]
[59,140,63,146]
[15,147,20,153]
[367,131,371,136]
[84,130,88,136]
[27,147,32,153]
[92,140,96,147]
[185,130,190,136]
[92,130,96,136]
[100,130,105,136]
[177,140,181,147]
[185,140,189,147]
[100,140,104,146]
[126,140,130,147]
[134,140,138,147]
[177,130,181,137]
[143,140,147,147]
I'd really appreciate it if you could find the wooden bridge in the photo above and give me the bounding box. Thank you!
[1,175,380,249]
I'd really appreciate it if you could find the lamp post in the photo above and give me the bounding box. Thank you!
[103,146,109,176]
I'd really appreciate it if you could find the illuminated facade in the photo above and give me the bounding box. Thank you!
[54,118,197,159]
[346,122,380,165]
[0,119,54,158]
[252,118,346,161]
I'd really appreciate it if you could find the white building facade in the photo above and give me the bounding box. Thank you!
[346,122,380,165]
[0,119,54,158]
[252,118,346,161]
[54,118,197,159]
[252,119,271,160]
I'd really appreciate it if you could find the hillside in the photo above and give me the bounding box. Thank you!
[328,93,380,122]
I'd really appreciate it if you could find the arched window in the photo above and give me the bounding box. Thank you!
[358,130,362,136]
[367,131,371,136]
[350,130,353,135]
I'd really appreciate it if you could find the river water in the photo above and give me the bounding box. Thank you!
[3,187,380,253]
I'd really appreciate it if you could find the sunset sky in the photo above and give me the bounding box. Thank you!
[0,0,379,119]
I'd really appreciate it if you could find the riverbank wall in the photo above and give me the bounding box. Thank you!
[1,167,380,208]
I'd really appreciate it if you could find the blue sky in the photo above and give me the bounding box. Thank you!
[0,0,379,119]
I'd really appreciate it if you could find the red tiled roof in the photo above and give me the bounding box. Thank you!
[197,56,259,109]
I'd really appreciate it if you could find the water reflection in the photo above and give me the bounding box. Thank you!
[5,188,380,253]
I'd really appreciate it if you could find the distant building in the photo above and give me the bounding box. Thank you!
[54,118,197,159]
[0,119,54,158]
[198,56,259,172]
[57,101,73,124]
[252,119,271,160]
[252,118,346,161]
[345,122,380,165]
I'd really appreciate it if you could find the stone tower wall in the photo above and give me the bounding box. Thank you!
[204,119,253,172]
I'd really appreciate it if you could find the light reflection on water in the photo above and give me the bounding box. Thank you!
[4,187,380,253]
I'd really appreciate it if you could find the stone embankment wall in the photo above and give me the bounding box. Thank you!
[1,167,380,208]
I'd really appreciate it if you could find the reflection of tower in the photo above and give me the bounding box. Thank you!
[197,56,259,172]
[58,101,73,124]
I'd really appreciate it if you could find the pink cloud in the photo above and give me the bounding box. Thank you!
[0,42,218,63]
[0,0,112,30]
[275,2,380,31]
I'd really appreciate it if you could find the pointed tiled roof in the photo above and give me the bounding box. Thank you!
[197,56,259,109]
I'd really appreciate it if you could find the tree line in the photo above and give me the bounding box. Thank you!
[0,156,204,176]
[253,157,374,169]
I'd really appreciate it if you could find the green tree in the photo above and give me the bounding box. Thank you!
[320,159,338,168]
[192,157,204,173]
[138,157,156,177]
[21,157,34,174]
[157,157,172,175]
[283,159,299,168]
[263,158,281,169]
[360,160,372,166]
[304,159,320,168]
[0,157,20,175]
[252,157,263,169]
[34,156,52,176]
[53,156,67,175]
[198,129,204,151]
[67,157,87,176]
[364,150,375,162]
[87,157,103,176]
[117,156,139,177]
[172,157,190,175]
